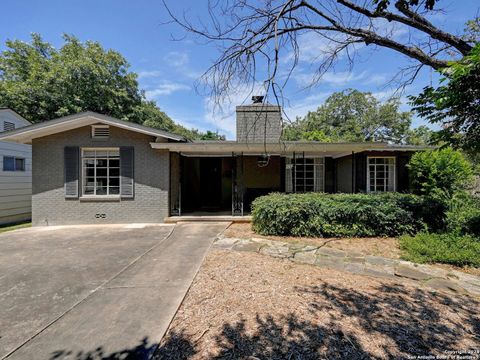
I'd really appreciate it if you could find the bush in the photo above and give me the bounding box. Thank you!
[251,193,431,237]
[446,193,480,237]
[400,232,480,267]
[408,148,474,199]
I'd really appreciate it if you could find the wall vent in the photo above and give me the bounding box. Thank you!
[3,121,15,132]
[91,125,110,139]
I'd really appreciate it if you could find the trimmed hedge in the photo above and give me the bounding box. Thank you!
[400,232,480,267]
[251,193,434,237]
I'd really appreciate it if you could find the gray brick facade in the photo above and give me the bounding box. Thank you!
[236,104,282,143]
[32,125,169,226]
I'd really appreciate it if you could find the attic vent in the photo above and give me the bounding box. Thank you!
[3,121,15,132]
[91,125,110,139]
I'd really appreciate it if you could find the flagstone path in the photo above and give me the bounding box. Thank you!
[213,235,480,297]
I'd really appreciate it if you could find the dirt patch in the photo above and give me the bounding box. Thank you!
[224,222,401,258]
[156,250,480,359]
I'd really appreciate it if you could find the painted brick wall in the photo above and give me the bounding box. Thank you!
[32,125,169,226]
[236,104,282,143]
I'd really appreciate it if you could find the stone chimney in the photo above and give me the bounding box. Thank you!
[236,96,282,143]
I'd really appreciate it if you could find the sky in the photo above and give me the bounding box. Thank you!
[1,0,478,139]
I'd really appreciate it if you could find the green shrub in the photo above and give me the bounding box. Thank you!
[446,193,480,237]
[251,193,430,237]
[400,232,480,267]
[408,148,474,199]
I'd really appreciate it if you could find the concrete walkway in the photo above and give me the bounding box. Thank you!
[1,222,229,360]
[214,235,480,297]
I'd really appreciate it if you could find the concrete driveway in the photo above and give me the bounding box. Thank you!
[0,222,229,360]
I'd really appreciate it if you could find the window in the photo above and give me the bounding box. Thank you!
[91,125,110,139]
[286,156,324,193]
[82,149,120,196]
[367,157,396,192]
[3,121,15,131]
[3,156,25,171]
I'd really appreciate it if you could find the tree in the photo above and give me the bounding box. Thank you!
[283,89,415,143]
[409,44,480,153]
[164,0,475,103]
[0,34,219,140]
[408,148,474,199]
[199,130,226,140]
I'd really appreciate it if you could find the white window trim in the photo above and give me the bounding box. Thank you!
[81,148,121,198]
[367,156,396,193]
[91,125,110,139]
[286,156,325,193]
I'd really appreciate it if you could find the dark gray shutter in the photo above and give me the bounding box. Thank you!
[120,147,134,198]
[64,146,79,198]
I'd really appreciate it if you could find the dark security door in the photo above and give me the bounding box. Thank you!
[199,158,222,210]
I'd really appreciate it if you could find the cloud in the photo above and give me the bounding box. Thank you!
[284,92,331,121]
[144,81,190,98]
[137,70,162,79]
[202,82,267,139]
[163,51,189,68]
[293,70,368,88]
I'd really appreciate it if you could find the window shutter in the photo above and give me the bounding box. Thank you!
[64,147,79,198]
[120,147,134,198]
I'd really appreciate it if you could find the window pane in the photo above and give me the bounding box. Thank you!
[108,150,120,157]
[96,178,108,187]
[85,168,95,177]
[96,159,108,167]
[3,156,14,171]
[84,177,96,186]
[109,168,120,177]
[84,186,95,195]
[109,159,120,168]
[109,178,120,187]
[15,158,25,171]
[96,186,107,195]
[96,168,107,177]
[84,159,95,167]
[83,151,96,157]
[109,187,120,195]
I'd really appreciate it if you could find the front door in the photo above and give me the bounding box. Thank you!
[199,158,222,210]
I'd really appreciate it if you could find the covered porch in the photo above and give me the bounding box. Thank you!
[154,141,420,217]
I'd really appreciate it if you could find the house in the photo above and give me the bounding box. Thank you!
[0,109,31,225]
[0,98,426,226]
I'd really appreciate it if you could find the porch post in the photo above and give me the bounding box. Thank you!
[232,152,244,216]
[351,151,356,193]
[170,152,181,216]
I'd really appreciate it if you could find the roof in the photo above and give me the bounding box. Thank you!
[151,141,431,157]
[0,109,31,127]
[0,111,186,144]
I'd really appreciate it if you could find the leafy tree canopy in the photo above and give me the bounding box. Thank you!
[407,148,474,199]
[284,89,431,144]
[0,34,218,140]
[410,44,480,153]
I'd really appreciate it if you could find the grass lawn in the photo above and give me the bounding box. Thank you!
[0,221,31,233]
[155,250,480,359]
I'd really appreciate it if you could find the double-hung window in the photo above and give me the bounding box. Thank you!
[82,149,120,196]
[367,157,396,192]
[286,156,324,193]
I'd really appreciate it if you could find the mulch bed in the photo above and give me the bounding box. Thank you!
[155,250,480,359]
